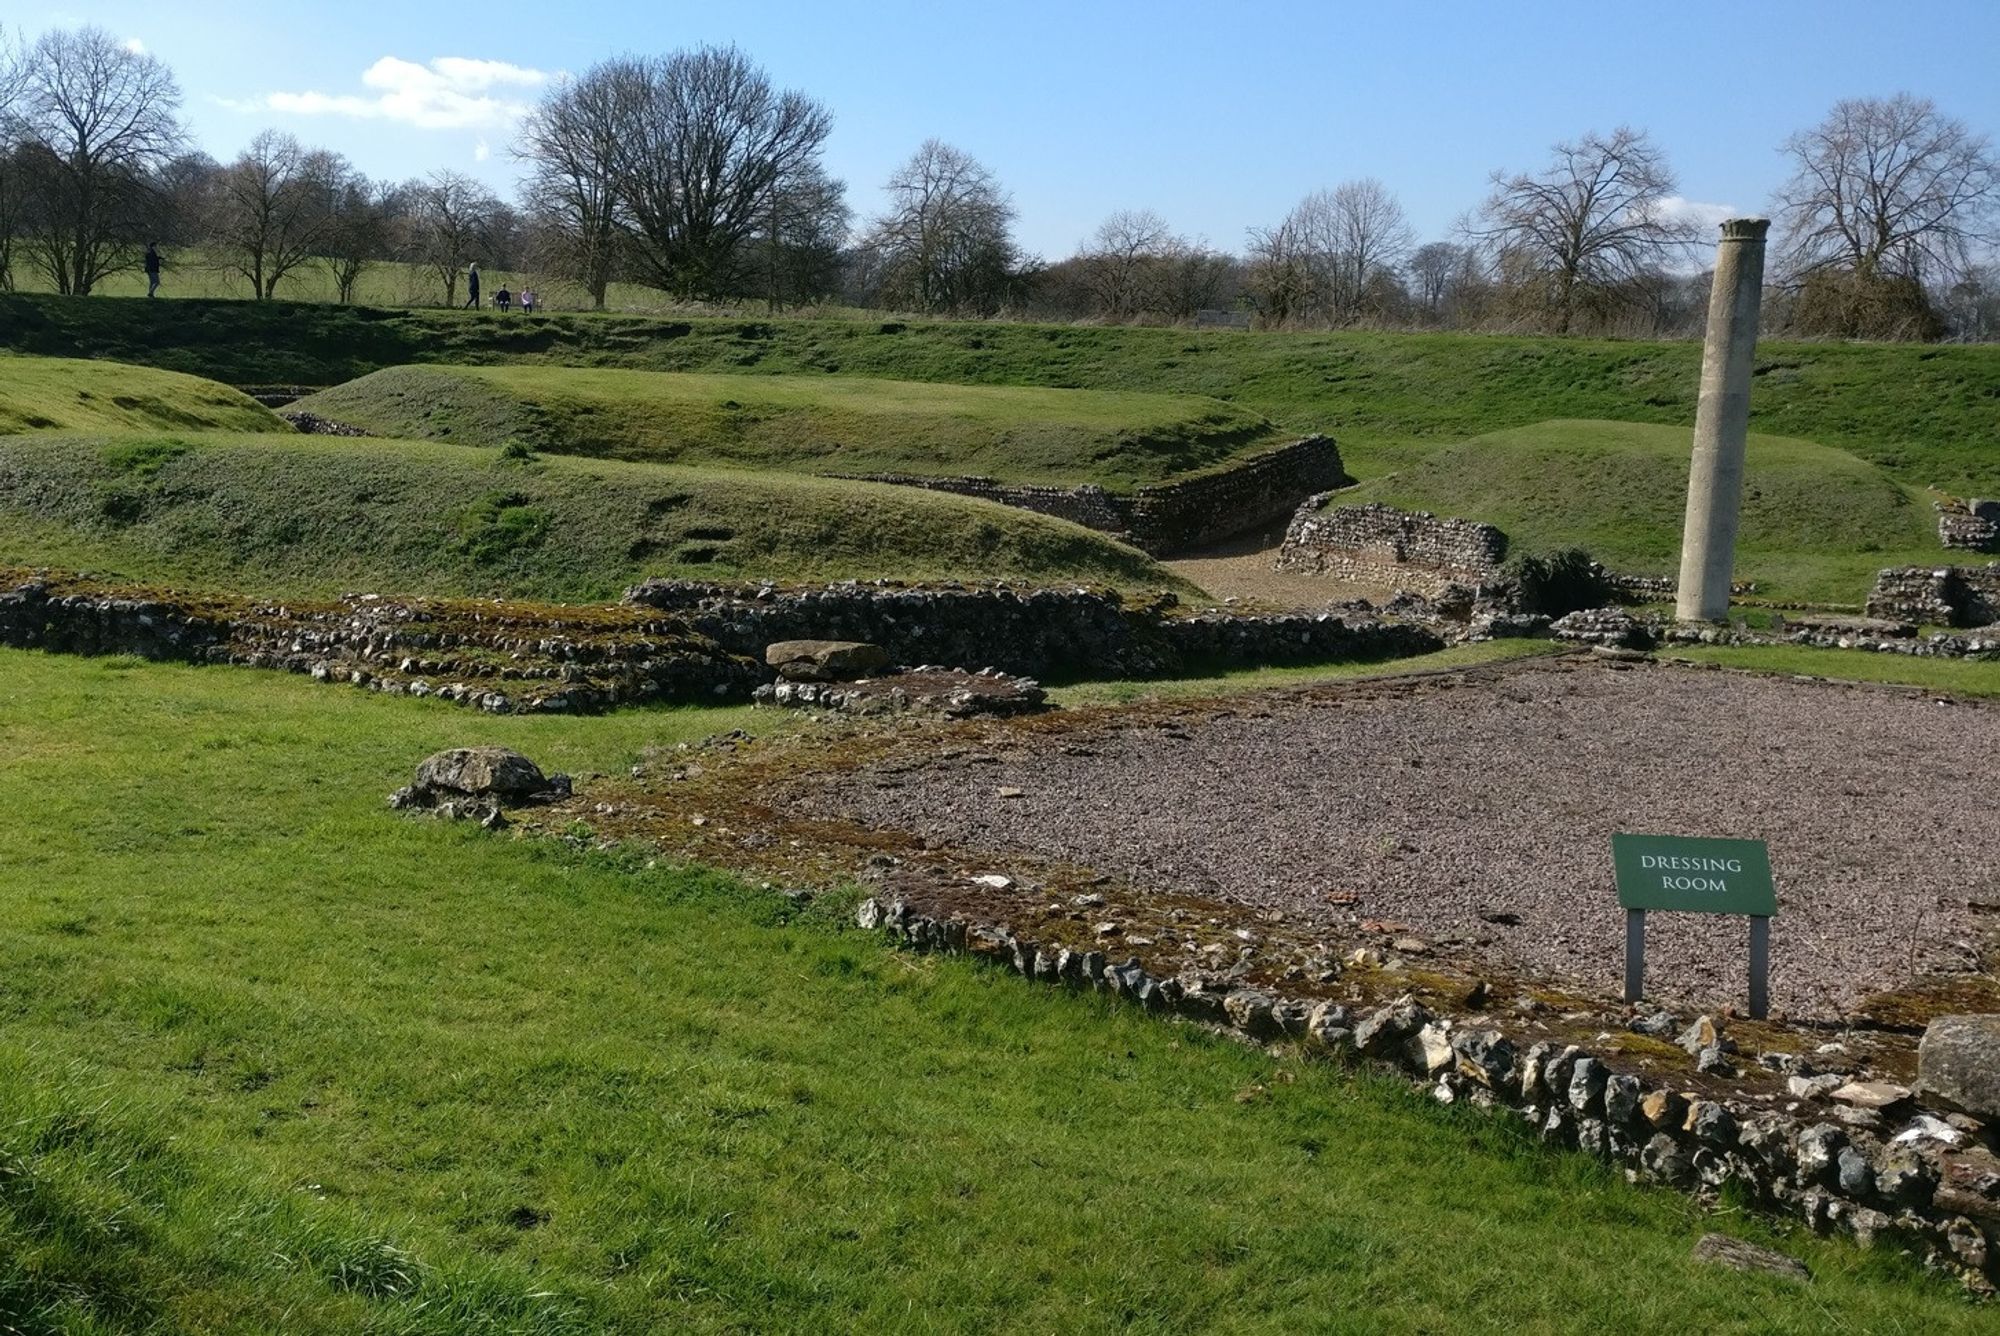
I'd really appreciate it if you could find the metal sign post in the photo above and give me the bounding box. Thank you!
[1611,833,1777,1019]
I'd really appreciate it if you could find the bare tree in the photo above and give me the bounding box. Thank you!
[1773,94,1998,338]
[406,169,499,305]
[321,174,395,304]
[1325,179,1413,318]
[864,139,1019,315]
[0,28,29,288]
[1079,208,1173,319]
[755,162,849,310]
[13,25,184,295]
[1407,241,1460,317]
[608,45,833,300]
[1244,206,1319,327]
[207,130,344,299]
[516,59,638,309]
[1470,126,1697,333]
[1776,95,1997,284]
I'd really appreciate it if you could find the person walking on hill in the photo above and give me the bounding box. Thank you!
[144,243,162,298]
[464,262,481,309]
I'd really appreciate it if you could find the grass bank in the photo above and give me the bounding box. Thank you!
[1664,643,2000,696]
[295,364,1286,490]
[0,647,1983,1332]
[1341,418,1945,605]
[0,352,280,435]
[0,433,1187,600]
[5,295,1995,492]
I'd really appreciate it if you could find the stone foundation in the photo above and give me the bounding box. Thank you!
[1866,566,2000,627]
[1276,499,1508,594]
[625,578,1443,680]
[839,435,1349,556]
[1939,500,2000,555]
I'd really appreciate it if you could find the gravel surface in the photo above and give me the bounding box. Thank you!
[803,659,1998,1018]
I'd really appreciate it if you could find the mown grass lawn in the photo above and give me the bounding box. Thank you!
[1341,419,1946,605]
[8,295,1995,495]
[295,365,1287,491]
[0,354,279,436]
[0,648,1984,1333]
[0,433,1188,601]
[1664,643,2000,696]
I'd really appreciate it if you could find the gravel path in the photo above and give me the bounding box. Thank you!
[805,660,1998,1018]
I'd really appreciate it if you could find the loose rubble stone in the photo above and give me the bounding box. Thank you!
[1451,1030,1517,1091]
[1832,1080,1913,1110]
[1836,1146,1877,1198]
[1568,1057,1608,1116]
[1640,1089,1688,1130]
[1355,1000,1431,1058]
[1603,1074,1641,1125]
[1691,1233,1811,1282]
[1687,1101,1739,1148]
[1796,1124,1847,1186]
[1918,1015,2000,1120]
[1410,1024,1455,1076]
[765,639,891,681]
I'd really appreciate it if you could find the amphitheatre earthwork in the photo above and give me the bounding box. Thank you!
[4,292,2000,1324]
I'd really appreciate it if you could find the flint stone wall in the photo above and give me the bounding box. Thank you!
[1277,499,1509,594]
[0,577,758,714]
[856,895,2000,1291]
[1939,500,2000,555]
[839,435,1348,556]
[1867,565,2000,627]
[625,578,1442,680]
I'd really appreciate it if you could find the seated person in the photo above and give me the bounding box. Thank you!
[494,286,512,312]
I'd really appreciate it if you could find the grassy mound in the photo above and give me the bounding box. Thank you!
[295,365,1286,490]
[0,433,1186,600]
[6,294,1997,493]
[1,648,1983,1331]
[0,352,282,435]
[1342,419,1942,604]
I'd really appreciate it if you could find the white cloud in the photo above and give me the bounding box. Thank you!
[473,138,491,162]
[244,56,547,131]
[122,37,146,54]
[1655,196,1739,234]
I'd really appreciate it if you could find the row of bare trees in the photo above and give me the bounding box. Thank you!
[4,24,1995,338]
[1101,102,1996,339]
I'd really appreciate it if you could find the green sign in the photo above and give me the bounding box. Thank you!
[1611,834,1776,915]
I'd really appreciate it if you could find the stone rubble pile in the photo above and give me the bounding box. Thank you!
[853,893,2000,1291]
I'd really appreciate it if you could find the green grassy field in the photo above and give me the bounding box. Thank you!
[1666,643,2000,695]
[5,251,699,315]
[295,365,1286,490]
[5,295,1996,493]
[0,353,281,435]
[0,646,1984,1333]
[0,433,1187,600]
[1339,419,1946,605]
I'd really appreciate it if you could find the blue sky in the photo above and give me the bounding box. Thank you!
[21,0,2000,257]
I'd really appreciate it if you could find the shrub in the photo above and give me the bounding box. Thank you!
[454,493,551,564]
[1507,547,1615,616]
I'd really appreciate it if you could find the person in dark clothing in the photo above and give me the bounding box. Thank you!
[144,243,162,298]
[494,286,512,312]
[464,262,481,309]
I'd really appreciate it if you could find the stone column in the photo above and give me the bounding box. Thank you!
[1675,218,1769,622]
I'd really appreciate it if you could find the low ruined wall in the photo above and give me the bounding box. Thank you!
[625,578,1441,679]
[839,435,1349,556]
[1867,565,2000,627]
[1121,436,1350,554]
[1938,500,2000,555]
[1276,499,1508,594]
[0,576,758,713]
